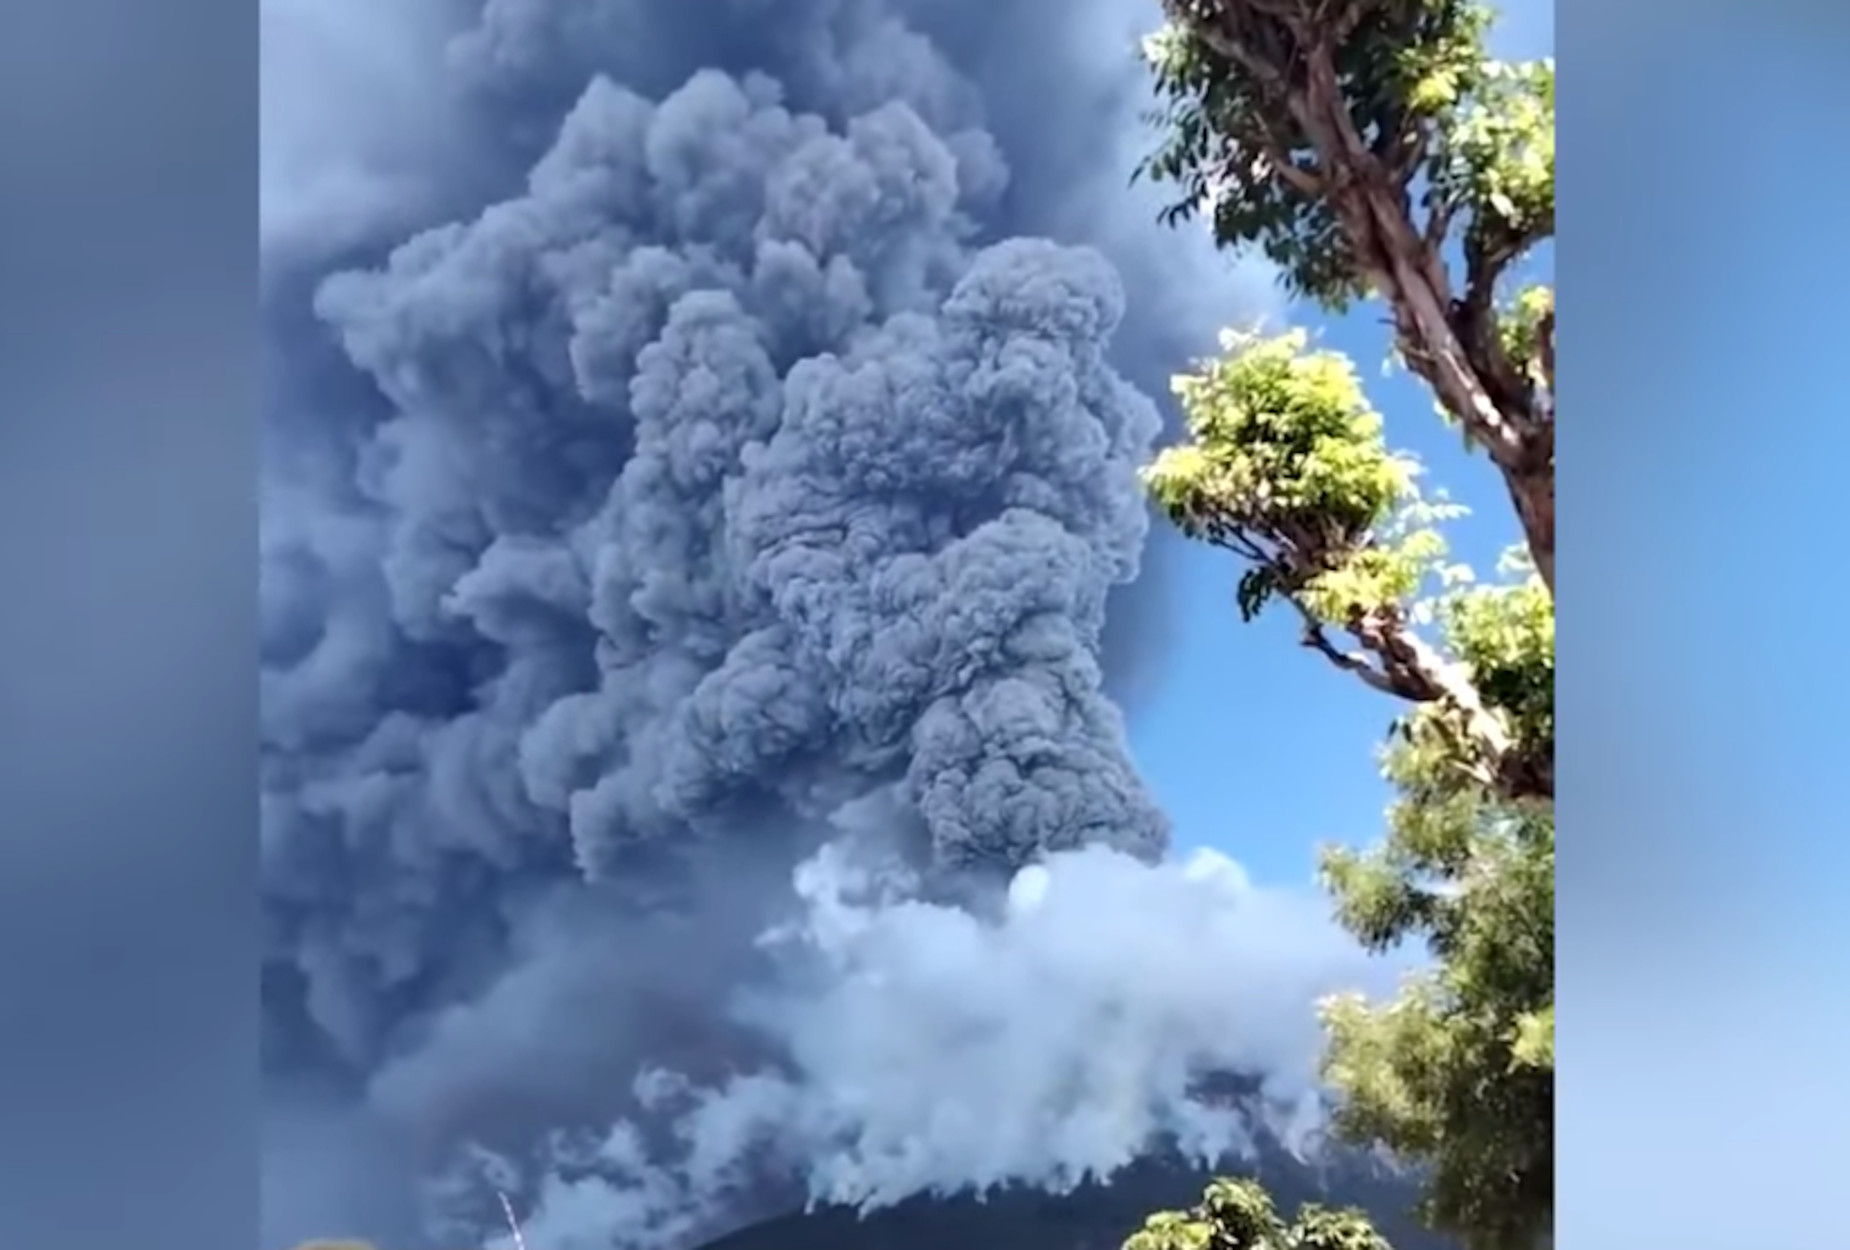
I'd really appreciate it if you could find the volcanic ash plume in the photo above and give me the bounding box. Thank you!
[261,48,1244,1245]
[257,4,1383,1248]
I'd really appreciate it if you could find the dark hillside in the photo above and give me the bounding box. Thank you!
[696,1155,1450,1250]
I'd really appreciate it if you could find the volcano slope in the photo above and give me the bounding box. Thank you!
[695,1155,1450,1250]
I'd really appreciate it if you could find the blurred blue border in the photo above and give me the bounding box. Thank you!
[1562,1,1850,1247]
[0,1,257,1248]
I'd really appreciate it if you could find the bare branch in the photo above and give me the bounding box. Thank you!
[1285,590,1552,802]
[1293,606,1400,696]
[1454,227,1544,424]
[1422,194,1456,253]
[1206,528,1274,567]
[1216,114,1327,197]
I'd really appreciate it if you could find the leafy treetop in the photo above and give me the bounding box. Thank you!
[1139,0,1555,594]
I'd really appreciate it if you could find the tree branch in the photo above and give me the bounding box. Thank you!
[1284,591,1551,801]
[1291,601,1400,696]
[1455,218,1552,418]
[1535,298,1555,422]
[1201,512,1555,799]
[1422,193,1456,254]
[1161,1,1556,595]
[1206,528,1274,567]
[1165,1,1291,94]
[1221,117,1325,197]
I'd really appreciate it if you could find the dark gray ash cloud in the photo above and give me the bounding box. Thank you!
[258,2,1327,1248]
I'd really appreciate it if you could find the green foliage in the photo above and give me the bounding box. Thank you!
[1139,2,1554,317]
[1319,798,1553,1248]
[1299,519,1448,632]
[1494,285,1554,391]
[1125,1178,1393,1250]
[1143,329,1449,629]
[1309,552,1553,1249]
[1142,0,1560,583]
[1138,17,1361,308]
[1434,59,1555,264]
[1442,571,1553,760]
[1510,1003,1554,1069]
[1149,329,1410,537]
[1139,1,1506,308]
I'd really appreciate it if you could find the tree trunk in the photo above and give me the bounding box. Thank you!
[1503,452,1555,594]
[1295,52,1558,599]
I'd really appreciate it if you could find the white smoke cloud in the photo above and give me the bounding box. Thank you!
[440,839,1395,1250]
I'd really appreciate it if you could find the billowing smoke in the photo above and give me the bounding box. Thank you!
[260,3,1364,1248]
[427,842,1383,1250]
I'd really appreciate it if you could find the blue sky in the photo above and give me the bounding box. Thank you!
[1128,2,1555,883]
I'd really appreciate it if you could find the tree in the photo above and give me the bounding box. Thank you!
[1125,1178,1396,1250]
[1124,3,1553,1250]
[1139,0,1553,595]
